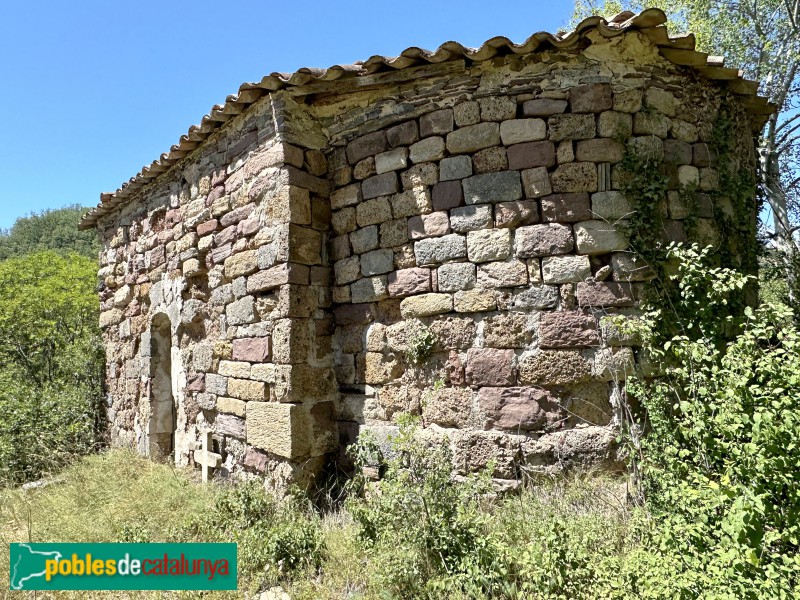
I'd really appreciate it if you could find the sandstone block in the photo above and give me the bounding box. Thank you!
[548,114,596,141]
[465,348,516,386]
[228,378,267,401]
[226,296,256,325]
[522,350,594,387]
[463,171,522,205]
[363,352,403,384]
[454,288,497,312]
[430,316,477,350]
[361,249,394,276]
[362,172,399,200]
[205,374,228,396]
[331,184,361,210]
[597,111,633,139]
[541,255,591,284]
[484,312,532,348]
[576,282,635,307]
[402,163,439,189]
[224,250,258,278]
[216,397,246,418]
[375,147,409,174]
[388,267,431,297]
[592,347,635,381]
[479,96,517,121]
[467,229,512,263]
[664,140,693,165]
[521,167,552,199]
[437,262,477,292]
[591,191,632,221]
[380,218,410,247]
[633,112,670,138]
[409,136,446,163]
[414,233,467,265]
[350,225,379,254]
[332,208,357,234]
[351,276,389,303]
[515,223,574,258]
[522,98,567,116]
[575,138,625,163]
[387,120,419,147]
[539,311,600,348]
[215,413,246,439]
[500,119,547,145]
[400,293,453,317]
[677,165,700,187]
[446,122,501,154]
[495,200,539,228]
[424,387,473,428]
[613,89,642,113]
[478,387,562,432]
[334,256,361,285]
[454,101,480,126]
[450,205,493,232]
[420,108,454,137]
[509,285,559,310]
[232,337,271,362]
[472,147,508,174]
[507,141,556,170]
[671,120,699,143]
[550,162,598,193]
[246,401,336,459]
[347,131,388,164]
[574,220,627,254]
[570,83,612,113]
[392,188,433,218]
[476,259,528,288]
[541,192,592,222]
[439,155,473,181]
[644,87,679,117]
[408,211,450,239]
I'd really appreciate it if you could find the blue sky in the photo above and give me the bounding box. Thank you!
[0,0,575,230]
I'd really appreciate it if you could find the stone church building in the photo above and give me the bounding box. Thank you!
[80,9,770,489]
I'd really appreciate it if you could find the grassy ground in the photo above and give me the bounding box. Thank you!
[0,451,632,599]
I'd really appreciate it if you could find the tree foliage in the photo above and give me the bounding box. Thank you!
[0,251,104,483]
[0,204,98,261]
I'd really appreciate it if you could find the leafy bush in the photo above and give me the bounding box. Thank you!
[0,251,103,484]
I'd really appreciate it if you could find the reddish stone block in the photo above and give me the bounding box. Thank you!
[576,282,635,307]
[387,267,432,297]
[507,141,556,170]
[570,83,613,113]
[478,387,563,431]
[186,373,205,392]
[539,311,600,348]
[232,337,271,362]
[540,193,592,223]
[244,446,269,472]
[432,181,464,211]
[197,219,219,236]
[465,348,516,386]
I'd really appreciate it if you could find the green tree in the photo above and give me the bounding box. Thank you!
[0,204,99,261]
[0,251,104,483]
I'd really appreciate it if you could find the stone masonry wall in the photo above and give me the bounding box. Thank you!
[95,29,758,488]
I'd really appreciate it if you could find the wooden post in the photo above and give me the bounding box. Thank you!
[195,430,222,483]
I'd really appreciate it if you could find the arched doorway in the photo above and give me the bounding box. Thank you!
[149,313,176,459]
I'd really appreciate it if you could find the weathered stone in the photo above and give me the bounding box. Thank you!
[347,131,388,164]
[548,114,596,141]
[439,155,473,181]
[401,162,439,189]
[597,111,633,139]
[521,167,552,198]
[495,200,539,228]
[431,181,464,211]
[484,312,532,348]
[215,413,246,439]
[541,255,591,284]
[449,205,493,232]
[507,141,556,170]
[232,337,271,362]
[392,188,434,218]
[375,147,408,174]
[671,120,699,143]
[437,262,477,292]
[454,288,497,312]
[550,162,598,193]
[332,208,357,234]
[353,157,375,180]
[591,191,632,221]
[541,193,592,222]
[633,112,671,138]
[228,378,267,401]
[361,173,398,200]
[446,122,501,154]
[576,282,635,307]
[408,211,450,239]
[351,276,389,303]
[515,224,574,258]
[454,101,480,126]
[664,140,693,165]
[693,143,718,167]
[465,348,516,386]
[574,220,627,254]
[409,136,446,163]
[216,396,246,417]
[539,311,600,348]
[699,167,719,192]
[414,233,467,265]
[522,98,567,117]
[246,401,336,459]
[380,217,410,247]
[224,250,258,278]
[430,316,477,350]
[613,89,642,113]
[478,387,562,432]
[361,249,394,276]
[226,296,256,325]
[476,259,528,288]
[570,83,612,113]
[463,171,522,205]
[387,120,419,147]
[611,253,655,281]
[424,387,473,428]
[575,138,625,163]
[645,87,679,117]
[334,256,361,285]
[500,119,547,145]
[472,147,508,174]
[592,347,635,381]
[399,293,453,317]
[363,352,403,384]
[420,108,454,137]
[519,348,593,385]
[467,229,512,263]
[350,225,379,254]
[510,285,559,310]
[479,97,517,121]
[677,164,700,187]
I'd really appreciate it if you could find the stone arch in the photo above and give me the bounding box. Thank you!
[148,312,176,459]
